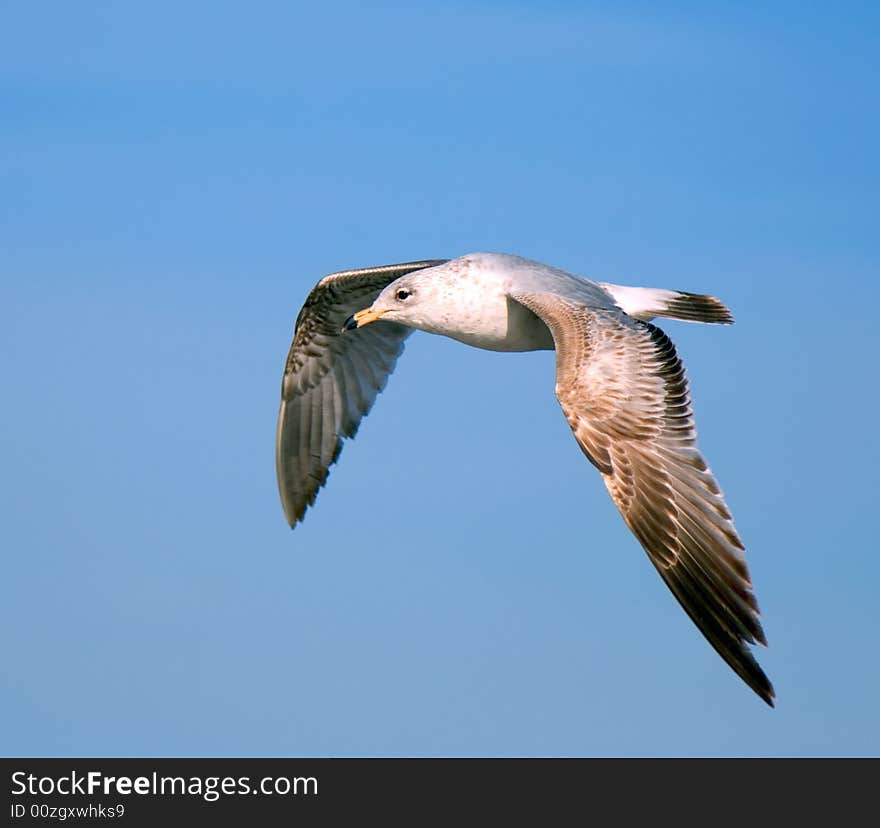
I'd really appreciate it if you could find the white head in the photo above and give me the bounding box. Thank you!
[344,256,494,336]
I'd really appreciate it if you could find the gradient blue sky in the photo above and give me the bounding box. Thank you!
[2,2,878,757]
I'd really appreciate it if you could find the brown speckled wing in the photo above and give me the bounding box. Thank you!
[511,292,774,705]
[277,260,447,527]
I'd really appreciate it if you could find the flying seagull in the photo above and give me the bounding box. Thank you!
[276,253,774,706]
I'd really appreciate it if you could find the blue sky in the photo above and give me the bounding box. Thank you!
[2,1,878,756]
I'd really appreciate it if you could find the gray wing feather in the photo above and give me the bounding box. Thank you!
[277,260,447,526]
[510,292,774,706]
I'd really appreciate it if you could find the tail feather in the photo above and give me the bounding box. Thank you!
[600,283,735,325]
[664,290,735,324]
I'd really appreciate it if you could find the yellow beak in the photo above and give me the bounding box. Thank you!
[345,307,388,330]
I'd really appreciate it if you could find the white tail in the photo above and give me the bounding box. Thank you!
[600,283,734,324]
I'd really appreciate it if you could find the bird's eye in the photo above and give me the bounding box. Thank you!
[396,289,411,301]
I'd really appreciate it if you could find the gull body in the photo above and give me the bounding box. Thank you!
[278,252,773,706]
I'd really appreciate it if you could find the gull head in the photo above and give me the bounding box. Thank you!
[343,259,473,335]
[343,273,434,330]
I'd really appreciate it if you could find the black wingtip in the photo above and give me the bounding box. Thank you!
[741,654,776,707]
[758,676,776,708]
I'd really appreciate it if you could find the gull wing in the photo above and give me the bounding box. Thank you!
[511,292,774,705]
[277,260,447,526]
